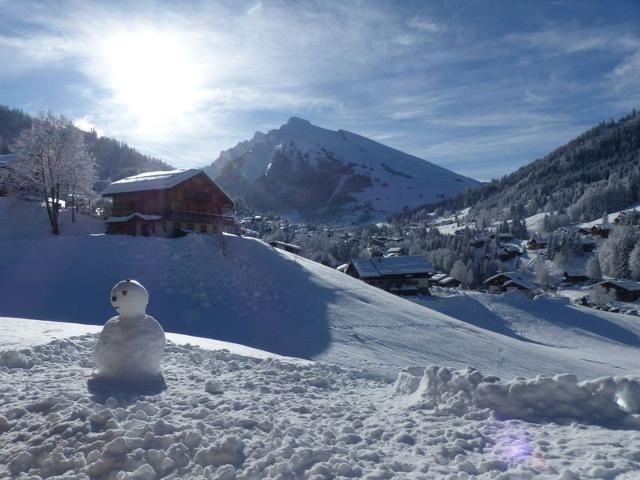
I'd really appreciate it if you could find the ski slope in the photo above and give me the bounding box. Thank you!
[1,199,640,379]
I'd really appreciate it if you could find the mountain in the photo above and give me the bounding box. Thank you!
[206,117,479,222]
[403,110,640,224]
[0,105,173,192]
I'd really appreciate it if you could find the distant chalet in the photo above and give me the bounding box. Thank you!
[343,256,434,295]
[102,169,235,237]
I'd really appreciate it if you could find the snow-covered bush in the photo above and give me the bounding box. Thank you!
[589,285,616,306]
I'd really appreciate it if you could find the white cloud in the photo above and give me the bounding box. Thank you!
[73,114,103,137]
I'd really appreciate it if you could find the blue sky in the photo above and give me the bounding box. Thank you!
[0,0,639,180]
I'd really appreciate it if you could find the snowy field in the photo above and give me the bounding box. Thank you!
[2,332,640,479]
[3,200,640,478]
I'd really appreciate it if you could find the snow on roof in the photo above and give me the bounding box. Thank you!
[336,263,349,273]
[351,256,434,278]
[594,280,640,292]
[105,213,163,223]
[503,278,535,290]
[431,273,448,281]
[102,169,202,195]
[483,271,523,284]
[351,258,382,278]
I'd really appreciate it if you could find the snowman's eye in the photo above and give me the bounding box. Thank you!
[122,290,128,296]
[111,295,117,302]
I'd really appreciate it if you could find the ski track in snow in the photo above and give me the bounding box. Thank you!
[2,335,640,480]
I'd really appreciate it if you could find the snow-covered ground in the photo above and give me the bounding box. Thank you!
[2,328,640,479]
[3,200,640,478]
[3,229,640,379]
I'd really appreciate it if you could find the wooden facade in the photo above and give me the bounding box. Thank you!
[103,171,235,237]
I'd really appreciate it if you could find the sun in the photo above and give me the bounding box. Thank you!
[101,29,203,131]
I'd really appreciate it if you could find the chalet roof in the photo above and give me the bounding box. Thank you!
[593,280,640,292]
[503,278,535,290]
[351,256,434,278]
[102,169,203,195]
[564,270,588,277]
[483,271,523,285]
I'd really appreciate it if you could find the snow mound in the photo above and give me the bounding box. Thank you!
[395,365,640,427]
[3,335,640,479]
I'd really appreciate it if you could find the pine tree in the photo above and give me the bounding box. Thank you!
[629,242,640,280]
[586,255,602,282]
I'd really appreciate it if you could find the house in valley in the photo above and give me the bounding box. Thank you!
[591,280,640,302]
[344,255,434,295]
[102,169,235,237]
[563,270,590,284]
[483,272,534,294]
[269,241,302,254]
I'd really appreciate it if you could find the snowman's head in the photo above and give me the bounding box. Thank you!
[110,279,148,318]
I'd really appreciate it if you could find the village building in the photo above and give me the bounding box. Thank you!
[580,224,613,238]
[526,238,547,250]
[384,246,405,257]
[102,169,235,237]
[591,280,640,302]
[497,243,523,261]
[563,270,590,284]
[343,256,434,295]
[438,276,461,288]
[429,272,448,285]
[269,241,302,254]
[483,272,534,294]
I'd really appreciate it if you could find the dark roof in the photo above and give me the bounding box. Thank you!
[593,280,640,292]
[350,256,434,278]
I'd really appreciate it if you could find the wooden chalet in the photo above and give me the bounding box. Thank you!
[563,271,590,284]
[591,280,640,302]
[344,256,435,295]
[269,241,302,254]
[102,169,235,237]
[483,272,534,294]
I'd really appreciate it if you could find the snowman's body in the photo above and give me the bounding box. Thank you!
[94,280,165,380]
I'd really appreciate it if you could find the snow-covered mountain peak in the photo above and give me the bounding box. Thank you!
[206,118,479,222]
[284,116,313,128]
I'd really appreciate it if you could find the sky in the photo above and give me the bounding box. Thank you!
[0,0,639,181]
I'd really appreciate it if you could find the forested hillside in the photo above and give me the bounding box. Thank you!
[401,110,640,224]
[0,105,172,191]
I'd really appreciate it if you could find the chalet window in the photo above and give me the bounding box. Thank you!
[187,223,195,231]
[200,224,207,233]
[173,222,181,234]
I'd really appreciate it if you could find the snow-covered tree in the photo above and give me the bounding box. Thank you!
[450,259,473,287]
[589,285,616,306]
[10,112,96,234]
[585,255,602,282]
[598,226,636,278]
[534,261,552,287]
[629,242,640,280]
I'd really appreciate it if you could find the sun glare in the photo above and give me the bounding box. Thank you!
[101,29,203,131]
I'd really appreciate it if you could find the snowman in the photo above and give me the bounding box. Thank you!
[93,279,165,385]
